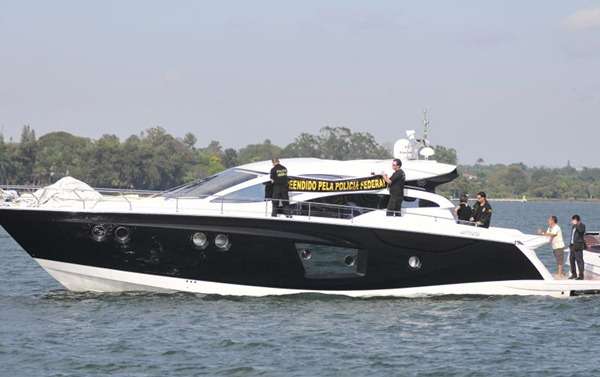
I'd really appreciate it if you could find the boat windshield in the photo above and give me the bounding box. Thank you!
[163,169,259,198]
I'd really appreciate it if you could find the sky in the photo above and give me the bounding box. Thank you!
[1,0,599,166]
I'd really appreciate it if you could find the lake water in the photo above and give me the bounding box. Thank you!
[2,201,600,377]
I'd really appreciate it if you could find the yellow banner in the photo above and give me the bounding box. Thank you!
[288,175,387,192]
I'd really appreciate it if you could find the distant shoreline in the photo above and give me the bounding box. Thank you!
[451,198,600,203]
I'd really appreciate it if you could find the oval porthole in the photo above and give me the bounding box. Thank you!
[344,255,356,267]
[114,226,131,245]
[191,232,209,250]
[408,256,422,270]
[214,234,231,251]
[90,224,107,242]
[301,249,312,260]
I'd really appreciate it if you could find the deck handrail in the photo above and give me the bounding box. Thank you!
[3,186,477,226]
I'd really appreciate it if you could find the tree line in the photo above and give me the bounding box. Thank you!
[2,125,599,199]
[439,163,600,200]
[0,125,390,190]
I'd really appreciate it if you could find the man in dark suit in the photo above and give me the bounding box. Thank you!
[470,191,492,228]
[270,158,291,217]
[456,193,472,222]
[382,158,405,216]
[569,214,586,280]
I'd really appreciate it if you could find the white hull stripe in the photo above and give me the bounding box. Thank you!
[34,259,600,298]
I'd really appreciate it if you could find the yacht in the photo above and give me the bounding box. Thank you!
[2,130,600,298]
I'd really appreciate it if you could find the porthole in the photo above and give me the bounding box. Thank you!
[114,226,131,245]
[191,232,209,250]
[408,256,422,270]
[214,234,231,251]
[344,255,356,267]
[90,224,107,242]
[301,249,312,260]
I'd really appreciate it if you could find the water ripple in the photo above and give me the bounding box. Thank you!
[3,204,600,376]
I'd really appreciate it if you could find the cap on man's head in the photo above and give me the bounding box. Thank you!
[392,158,402,167]
[272,158,280,164]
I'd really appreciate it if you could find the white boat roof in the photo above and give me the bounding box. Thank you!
[238,158,456,181]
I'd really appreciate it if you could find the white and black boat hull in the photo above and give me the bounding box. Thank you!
[34,258,600,298]
[3,209,600,297]
[2,209,541,284]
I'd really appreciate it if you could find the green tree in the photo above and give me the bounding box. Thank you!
[0,135,15,184]
[222,148,239,168]
[238,139,282,163]
[503,165,529,196]
[32,131,92,185]
[182,132,197,150]
[15,125,37,183]
[282,133,321,158]
[137,127,195,189]
[282,127,389,160]
[119,135,146,188]
[434,145,458,165]
[87,134,123,187]
[347,132,390,159]
[318,127,352,160]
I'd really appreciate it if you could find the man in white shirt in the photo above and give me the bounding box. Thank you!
[539,215,566,278]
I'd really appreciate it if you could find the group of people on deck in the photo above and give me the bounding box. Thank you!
[269,157,591,280]
[538,214,587,280]
[455,192,589,280]
[455,192,493,228]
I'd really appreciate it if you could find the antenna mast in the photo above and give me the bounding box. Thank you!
[422,109,430,144]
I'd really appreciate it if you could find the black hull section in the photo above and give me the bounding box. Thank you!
[0,209,543,290]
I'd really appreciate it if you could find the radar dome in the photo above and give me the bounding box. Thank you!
[419,147,435,159]
[393,139,411,160]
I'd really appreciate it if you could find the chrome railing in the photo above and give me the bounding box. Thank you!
[0,185,162,196]
[3,186,473,225]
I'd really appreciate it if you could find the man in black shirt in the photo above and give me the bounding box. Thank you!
[470,191,492,228]
[383,158,405,216]
[270,158,291,217]
[568,214,586,280]
[456,193,472,222]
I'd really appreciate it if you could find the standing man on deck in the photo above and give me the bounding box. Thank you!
[538,215,566,278]
[569,214,586,280]
[270,158,291,218]
[456,193,472,222]
[382,158,405,216]
[470,191,492,228]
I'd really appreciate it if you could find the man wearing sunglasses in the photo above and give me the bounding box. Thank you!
[383,158,405,216]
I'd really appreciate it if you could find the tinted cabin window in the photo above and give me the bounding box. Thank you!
[418,198,439,208]
[403,197,439,208]
[298,194,439,218]
[297,194,385,219]
[295,243,367,279]
[165,169,258,198]
[214,183,266,203]
[309,193,386,209]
